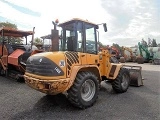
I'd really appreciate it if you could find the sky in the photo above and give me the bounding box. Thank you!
[0,0,160,47]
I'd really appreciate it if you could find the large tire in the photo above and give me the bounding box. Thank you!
[137,57,144,64]
[119,57,125,63]
[112,68,130,93]
[67,71,99,109]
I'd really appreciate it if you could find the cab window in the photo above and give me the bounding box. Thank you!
[85,24,97,54]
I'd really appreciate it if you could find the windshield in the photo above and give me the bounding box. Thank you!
[61,22,83,52]
[60,21,97,54]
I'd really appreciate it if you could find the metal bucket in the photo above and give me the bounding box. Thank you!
[152,59,160,65]
[123,65,143,87]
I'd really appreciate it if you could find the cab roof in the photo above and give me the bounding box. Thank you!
[0,27,34,37]
[40,34,51,39]
[58,18,99,28]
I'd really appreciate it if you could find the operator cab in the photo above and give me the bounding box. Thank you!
[59,18,99,54]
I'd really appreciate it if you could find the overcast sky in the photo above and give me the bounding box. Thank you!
[0,0,159,47]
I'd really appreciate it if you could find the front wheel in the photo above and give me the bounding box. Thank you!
[67,71,99,109]
[137,57,144,64]
[112,68,130,93]
[119,57,125,63]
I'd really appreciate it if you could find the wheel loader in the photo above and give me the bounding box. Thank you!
[0,27,42,81]
[24,18,143,109]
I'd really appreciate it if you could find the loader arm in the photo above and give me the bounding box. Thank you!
[138,42,150,60]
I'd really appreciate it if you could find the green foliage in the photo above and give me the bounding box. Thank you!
[141,38,148,47]
[0,21,17,29]
[98,41,107,49]
[143,38,158,47]
[148,38,152,47]
[151,39,157,47]
[9,38,23,44]
[33,37,43,45]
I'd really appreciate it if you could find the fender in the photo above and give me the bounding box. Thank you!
[107,63,123,80]
[64,65,101,91]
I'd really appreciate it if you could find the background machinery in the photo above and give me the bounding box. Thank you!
[149,47,160,65]
[137,42,160,64]
[120,46,136,63]
[137,42,153,64]
[100,45,120,63]
[24,18,143,109]
[0,27,41,81]
[109,46,121,59]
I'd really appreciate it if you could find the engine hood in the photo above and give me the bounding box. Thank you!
[26,51,66,77]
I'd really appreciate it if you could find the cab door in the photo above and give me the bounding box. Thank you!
[84,23,99,65]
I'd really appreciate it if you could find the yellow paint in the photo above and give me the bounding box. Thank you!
[24,49,123,95]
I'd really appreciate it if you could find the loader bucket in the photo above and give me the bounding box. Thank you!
[123,65,143,87]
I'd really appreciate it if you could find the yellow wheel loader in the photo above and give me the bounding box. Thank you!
[24,18,143,109]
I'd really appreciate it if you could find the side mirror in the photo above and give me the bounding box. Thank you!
[103,23,107,32]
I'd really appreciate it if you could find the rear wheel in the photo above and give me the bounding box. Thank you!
[137,57,144,64]
[112,68,130,93]
[119,57,125,63]
[67,71,99,109]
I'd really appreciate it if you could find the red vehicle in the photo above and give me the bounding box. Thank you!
[0,27,41,81]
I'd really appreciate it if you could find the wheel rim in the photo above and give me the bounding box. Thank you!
[121,73,129,89]
[81,79,96,101]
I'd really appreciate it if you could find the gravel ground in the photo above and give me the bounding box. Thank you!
[0,64,159,120]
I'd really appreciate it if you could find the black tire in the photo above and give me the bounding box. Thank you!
[137,57,144,64]
[119,57,125,63]
[112,68,130,93]
[67,71,99,109]
[17,77,25,83]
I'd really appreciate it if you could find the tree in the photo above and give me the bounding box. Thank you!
[97,41,107,50]
[148,38,152,47]
[33,37,43,49]
[112,43,122,52]
[33,37,43,45]
[151,39,157,47]
[0,21,17,29]
[0,21,22,44]
[141,38,148,47]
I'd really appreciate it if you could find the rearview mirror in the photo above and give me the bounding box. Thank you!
[103,23,107,32]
